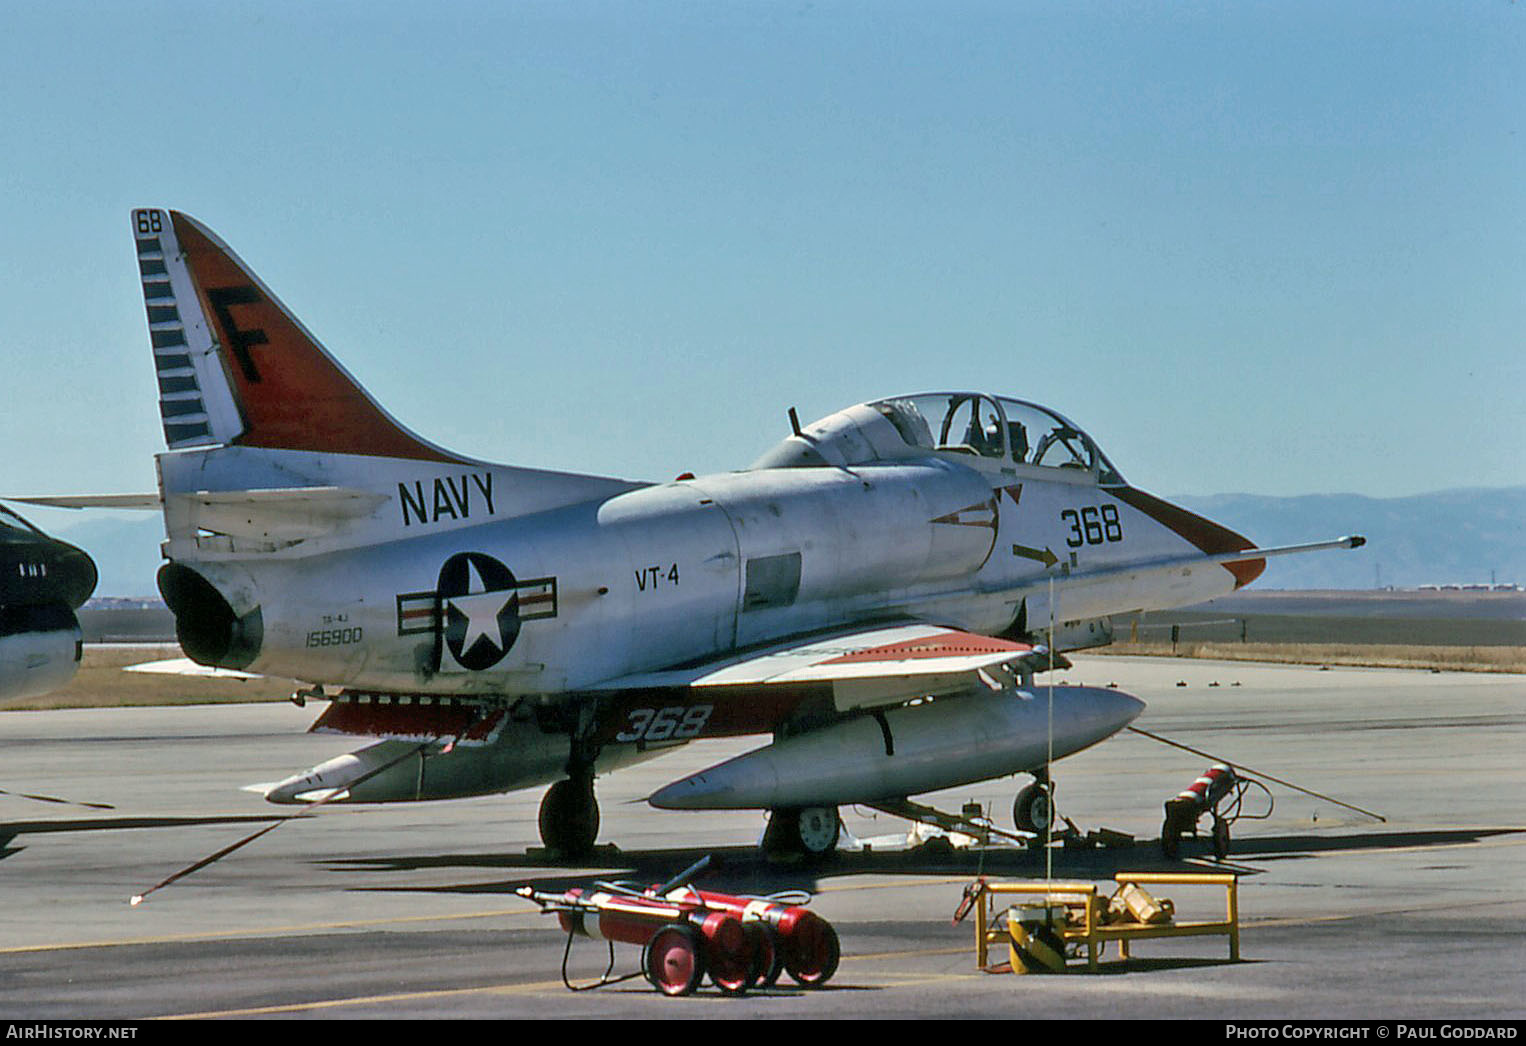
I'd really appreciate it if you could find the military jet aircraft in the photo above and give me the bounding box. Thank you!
[0,505,96,700]
[52,209,1363,858]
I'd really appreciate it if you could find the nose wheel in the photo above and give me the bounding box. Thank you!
[1012,778,1055,835]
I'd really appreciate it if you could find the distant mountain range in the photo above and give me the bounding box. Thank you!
[48,514,166,600]
[1170,486,1526,590]
[41,485,1526,598]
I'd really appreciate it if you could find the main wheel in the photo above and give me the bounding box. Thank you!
[796,806,841,856]
[643,923,706,997]
[1013,782,1053,834]
[763,806,841,860]
[538,778,599,857]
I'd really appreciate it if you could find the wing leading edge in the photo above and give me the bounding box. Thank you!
[588,622,1058,713]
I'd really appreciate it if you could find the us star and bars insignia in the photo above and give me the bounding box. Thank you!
[396,552,557,671]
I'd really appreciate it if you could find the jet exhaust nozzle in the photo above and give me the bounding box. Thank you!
[156,563,263,671]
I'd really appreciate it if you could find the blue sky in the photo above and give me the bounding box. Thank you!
[3,1,1522,536]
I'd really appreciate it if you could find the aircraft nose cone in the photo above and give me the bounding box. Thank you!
[53,542,98,609]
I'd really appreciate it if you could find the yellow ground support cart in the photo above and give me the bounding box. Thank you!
[962,872,1240,972]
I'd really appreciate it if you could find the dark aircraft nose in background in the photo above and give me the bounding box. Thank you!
[0,507,99,701]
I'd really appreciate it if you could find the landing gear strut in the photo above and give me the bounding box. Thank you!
[762,806,841,860]
[539,777,600,857]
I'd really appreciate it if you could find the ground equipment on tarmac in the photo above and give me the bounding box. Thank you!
[1160,762,1272,860]
[956,872,1241,973]
[515,856,839,996]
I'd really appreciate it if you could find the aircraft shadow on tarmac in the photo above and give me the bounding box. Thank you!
[0,814,293,863]
[324,826,1523,899]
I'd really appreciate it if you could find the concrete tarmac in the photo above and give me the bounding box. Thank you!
[0,656,1521,1020]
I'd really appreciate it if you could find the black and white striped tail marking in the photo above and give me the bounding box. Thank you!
[136,209,215,449]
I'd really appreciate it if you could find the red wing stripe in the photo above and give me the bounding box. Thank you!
[818,631,1032,665]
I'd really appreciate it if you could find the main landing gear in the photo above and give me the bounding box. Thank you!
[539,776,600,857]
[761,780,1057,860]
[762,806,842,860]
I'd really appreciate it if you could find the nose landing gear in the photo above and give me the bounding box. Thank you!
[1012,773,1054,835]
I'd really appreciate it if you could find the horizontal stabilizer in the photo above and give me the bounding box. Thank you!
[125,657,262,680]
[171,486,389,543]
[5,493,162,510]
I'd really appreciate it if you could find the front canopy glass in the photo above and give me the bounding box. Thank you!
[869,393,1124,483]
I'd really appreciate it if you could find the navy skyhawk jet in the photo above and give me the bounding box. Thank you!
[52,209,1363,857]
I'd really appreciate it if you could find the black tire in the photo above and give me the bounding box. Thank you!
[643,923,706,997]
[538,778,599,857]
[1161,816,1181,860]
[1013,782,1053,834]
[1211,816,1231,860]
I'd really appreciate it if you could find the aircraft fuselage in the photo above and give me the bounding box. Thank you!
[166,450,1249,699]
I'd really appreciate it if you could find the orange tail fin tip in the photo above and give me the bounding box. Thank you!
[135,207,461,463]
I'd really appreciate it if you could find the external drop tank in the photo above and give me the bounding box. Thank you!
[650,685,1144,810]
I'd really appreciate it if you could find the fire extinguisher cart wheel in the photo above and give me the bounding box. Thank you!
[745,920,784,988]
[643,922,707,996]
[700,913,753,995]
[783,911,841,988]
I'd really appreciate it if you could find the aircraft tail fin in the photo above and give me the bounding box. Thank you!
[132,208,460,463]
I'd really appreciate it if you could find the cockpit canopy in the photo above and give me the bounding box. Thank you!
[752,392,1125,485]
[0,505,46,538]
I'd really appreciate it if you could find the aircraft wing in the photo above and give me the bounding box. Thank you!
[310,623,1059,747]
[586,622,1056,712]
